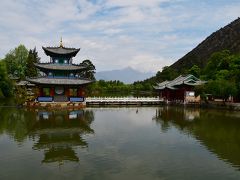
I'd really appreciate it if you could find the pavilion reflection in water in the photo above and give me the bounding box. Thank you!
[30,110,94,164]
[153,107,240,169]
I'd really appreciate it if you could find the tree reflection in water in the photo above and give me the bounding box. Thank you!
[0,108,94,165]
[153,107,240,169]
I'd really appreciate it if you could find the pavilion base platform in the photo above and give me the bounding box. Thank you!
[24,101,86,109]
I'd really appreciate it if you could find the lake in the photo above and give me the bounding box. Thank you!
[1,105,240,179]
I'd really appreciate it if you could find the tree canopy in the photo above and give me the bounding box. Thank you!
[0,45,41,98]
[200,50,240,100]
[188,65,200,78]
[25,47,40,77]
[0,61,13,97]
[4,45,29,79]
[79,59,96,80]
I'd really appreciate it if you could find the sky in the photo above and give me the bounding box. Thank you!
[0,0,240,73]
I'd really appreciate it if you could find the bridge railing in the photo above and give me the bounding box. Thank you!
[85,97,163,102]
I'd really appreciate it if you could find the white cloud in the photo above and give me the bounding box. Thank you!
[127,54,170,73]
[0,0,240,73]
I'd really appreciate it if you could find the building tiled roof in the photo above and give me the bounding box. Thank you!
[34,63,87,71]
[26,77,93,85]
[154,74,206,90]
[42,46,80,57]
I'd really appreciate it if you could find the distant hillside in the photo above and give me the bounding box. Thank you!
[95,67,154,84]
[171,18,240,71]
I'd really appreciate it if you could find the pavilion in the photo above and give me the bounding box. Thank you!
[154,74,206,103]
[27,39,93,103]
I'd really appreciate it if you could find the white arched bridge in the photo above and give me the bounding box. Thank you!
[85,97,164,105]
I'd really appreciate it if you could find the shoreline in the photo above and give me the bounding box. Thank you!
[1,98,240,111]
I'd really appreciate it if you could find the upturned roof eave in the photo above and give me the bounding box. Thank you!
[42,46,80,57]
[154,74,206,90]
[26,77,94,85]
[34,63,87,71]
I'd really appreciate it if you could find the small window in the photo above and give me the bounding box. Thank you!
[69,88,78,96]
[55,59,59,63]
[64,60,68,64]
[186,91,195,97]
[43,88,50,96]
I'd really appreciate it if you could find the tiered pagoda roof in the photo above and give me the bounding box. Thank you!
[42,147,79,163]
[27,40,93,86]
[34,63,87,71]
[42,46,80,57]
[27,77,93,85]
[154,74,206,90]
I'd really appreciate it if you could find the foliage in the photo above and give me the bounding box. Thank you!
[206,79,237,101]
[188,65,200,78]
[0,45,42,98]
[0,61,13,97]
[197,50,240,100]
[135,49,240,100]
[155,66,179,82]
[25,47,40,77]
[203,50,233,80]
[4,45,29,79]
[133,81,153,91]
[79,59,96,80]
[86,80,133,96]
[130,66,179,92]
[14,86,27,105]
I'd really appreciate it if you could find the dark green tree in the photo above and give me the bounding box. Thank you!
[188,65,200,78]
[204,50,231,80]
[25,48,40,77]
[4,45,28,79]
[155,66,178,82]
[79,59,96,80]
[0,61,13,97]
[206,79,237,101]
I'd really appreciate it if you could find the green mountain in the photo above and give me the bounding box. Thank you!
[171,18,240,71]
[134,18,240,88]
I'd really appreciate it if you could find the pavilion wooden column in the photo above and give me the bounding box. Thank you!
[65,87,70,97]
[78,87,85,97]
[50,87,55,96]
[167,90,170,101]
[39,87,43,96]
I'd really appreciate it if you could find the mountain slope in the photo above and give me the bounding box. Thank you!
[95,67,154,84]
[171,18,240,71]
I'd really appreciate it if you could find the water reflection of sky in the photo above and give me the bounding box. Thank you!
[0,107,240,179]
[153,107,240,171]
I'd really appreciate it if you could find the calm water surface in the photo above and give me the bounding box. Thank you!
[1,105,240,179]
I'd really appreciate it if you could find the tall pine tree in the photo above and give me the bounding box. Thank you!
[79,59,96,80]
[25,47,40,77]
[0,61,13,97]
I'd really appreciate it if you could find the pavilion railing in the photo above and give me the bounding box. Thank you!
[37,96,53,102]
[69,97,85,102]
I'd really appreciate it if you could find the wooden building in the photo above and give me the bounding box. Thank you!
[27,40,93,102]
[154,74,206,103]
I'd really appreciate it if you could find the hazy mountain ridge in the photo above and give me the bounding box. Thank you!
[95,67,154,84]
[171,18,240,71]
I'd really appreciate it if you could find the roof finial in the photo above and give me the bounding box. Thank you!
[60,37,63,47]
